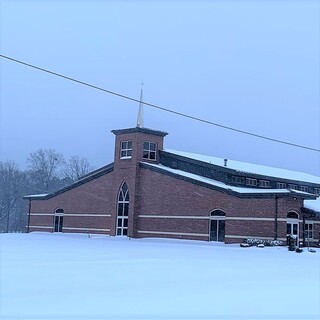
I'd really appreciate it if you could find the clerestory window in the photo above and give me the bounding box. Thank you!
[246,178,257,186]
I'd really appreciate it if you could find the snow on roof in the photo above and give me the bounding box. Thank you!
[304,198,320,213]
[164,149,320,184]
[24,193,49,198]
[142,162,312,195]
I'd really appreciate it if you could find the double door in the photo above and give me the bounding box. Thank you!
[287,221,298,237]
[210,219,225,242]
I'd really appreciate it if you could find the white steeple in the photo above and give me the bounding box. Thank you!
[137,81,144,128]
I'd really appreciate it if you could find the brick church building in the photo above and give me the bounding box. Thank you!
[25,126,320,245]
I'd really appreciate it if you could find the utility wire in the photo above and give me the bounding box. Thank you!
[1,54,319,153]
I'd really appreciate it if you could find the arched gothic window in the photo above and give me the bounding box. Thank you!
[116,182,129,236]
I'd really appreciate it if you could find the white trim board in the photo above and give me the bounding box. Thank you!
[62,227,110,232]
[29,225,53,229]
[138,215,208,220]
[138,215,295,222]
[225,235,287,241]
[30,213,111,217]
[137,230,208,237]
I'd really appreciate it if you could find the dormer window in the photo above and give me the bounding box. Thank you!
[143,141,156,160]
[120,141,132,159]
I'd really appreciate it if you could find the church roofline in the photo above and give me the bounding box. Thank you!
[140,162,318,200]
[161,150,320,186]
[23,163,114,200]
[111,127,168,137]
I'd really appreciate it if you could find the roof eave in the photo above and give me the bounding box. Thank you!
[23,163,114,200]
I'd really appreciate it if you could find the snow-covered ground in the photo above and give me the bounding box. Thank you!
[1,233,320,320]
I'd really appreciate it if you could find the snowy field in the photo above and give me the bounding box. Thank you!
[1,233,320,320]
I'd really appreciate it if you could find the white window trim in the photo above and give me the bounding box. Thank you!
[259,180,270,188]
[304,223,314,239]
[277,182,286,189]
[143,141,157,161]
[246,178,257,186]
[117,183,129,236]
[120,141,132,159]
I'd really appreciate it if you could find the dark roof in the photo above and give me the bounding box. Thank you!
[140,162,317,200]
[111,127,168,137]
[159,150,320,188]
[24,163,114,200]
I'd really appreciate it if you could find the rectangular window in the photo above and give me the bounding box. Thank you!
[300,186,309,193]
[143,141,157,160]
[313,188,320,195]
[292,223,298,235]
[246,178,257,186]
[120,141,132,159]
[277,182,286,189]
[304,223,313,239]
[231,176,244,184]
[286,224,291,235]
[259,180,270,188]
[288,184,298,190]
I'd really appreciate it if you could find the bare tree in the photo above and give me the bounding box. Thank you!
[63,156,94,181]
[0,161,27,232]
[27,148,64,192]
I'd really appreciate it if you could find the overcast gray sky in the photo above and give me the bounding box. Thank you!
[1,0,319,176]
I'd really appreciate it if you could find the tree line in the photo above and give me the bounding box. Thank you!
[0,149,94,233]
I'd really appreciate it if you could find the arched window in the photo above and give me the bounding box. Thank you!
[287,211,299,219]
[210,210,226,242]
[116,182,129,236]
[287,211,299,236]
[210,210,226,217]
[54,208,64,233]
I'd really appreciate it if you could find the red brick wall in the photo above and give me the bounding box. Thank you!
[113,131,164,166]
[28,128,310,245]
[136,167,305,243]
[29,172,115,234]
[111,130,166,237]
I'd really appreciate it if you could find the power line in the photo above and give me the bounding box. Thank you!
[1,54,319,153]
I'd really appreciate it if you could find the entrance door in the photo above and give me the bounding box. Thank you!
[210,219,225,241]
[287,222,298,236]
[287,212,299,237]
[54,209,64,232]
[210,210,226,242]
[54,216,63,232]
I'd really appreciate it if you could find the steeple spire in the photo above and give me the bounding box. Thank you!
[137,81,144,128]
